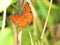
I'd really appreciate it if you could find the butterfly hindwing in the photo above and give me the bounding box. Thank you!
[24,13,33,23]
[16,16,27,27]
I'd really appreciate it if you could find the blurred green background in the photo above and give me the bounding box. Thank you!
[0,0,60,45]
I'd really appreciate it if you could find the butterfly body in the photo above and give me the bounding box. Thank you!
[9,2,33,28]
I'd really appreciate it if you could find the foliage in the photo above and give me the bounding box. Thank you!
[0,0,60,45]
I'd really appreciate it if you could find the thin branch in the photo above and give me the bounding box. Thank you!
[12,4,19,10]
[40,0,53,41]
[18,28,22,45]
[2,8,6,30]
[10,20,17,45]
[27,26,34,45]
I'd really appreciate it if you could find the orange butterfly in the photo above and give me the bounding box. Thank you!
[9,2,33,28]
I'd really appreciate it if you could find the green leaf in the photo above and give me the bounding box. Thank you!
[22,28,31,45]
[57,40,60,45]
[11,0,17,4]
[0,27,14,45]
[0,0,12,13]
[35,0,54,24]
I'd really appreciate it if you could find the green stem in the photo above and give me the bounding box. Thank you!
[27,26,34,45]
[12,4,21,11]
[41,0,53,39]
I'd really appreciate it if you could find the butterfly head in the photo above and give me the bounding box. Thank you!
[19,12,23,15]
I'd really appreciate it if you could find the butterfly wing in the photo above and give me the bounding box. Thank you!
[9,14,27,28]
[23,2,31,14]
[16,16,27,28]
[9,14,21,23]
[9,2,33,28]
[24,13,33,23]
[23,2,33,23]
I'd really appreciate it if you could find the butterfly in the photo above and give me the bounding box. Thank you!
[9,2,33,28]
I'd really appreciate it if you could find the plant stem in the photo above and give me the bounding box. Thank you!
[18,28,22,45]
[27,26,34,45]
[10,20,17,45]
[40,0,53,43]
[2,8,6,30]
[27,0,37,38]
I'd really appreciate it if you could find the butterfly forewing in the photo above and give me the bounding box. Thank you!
[23,2,31,14]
